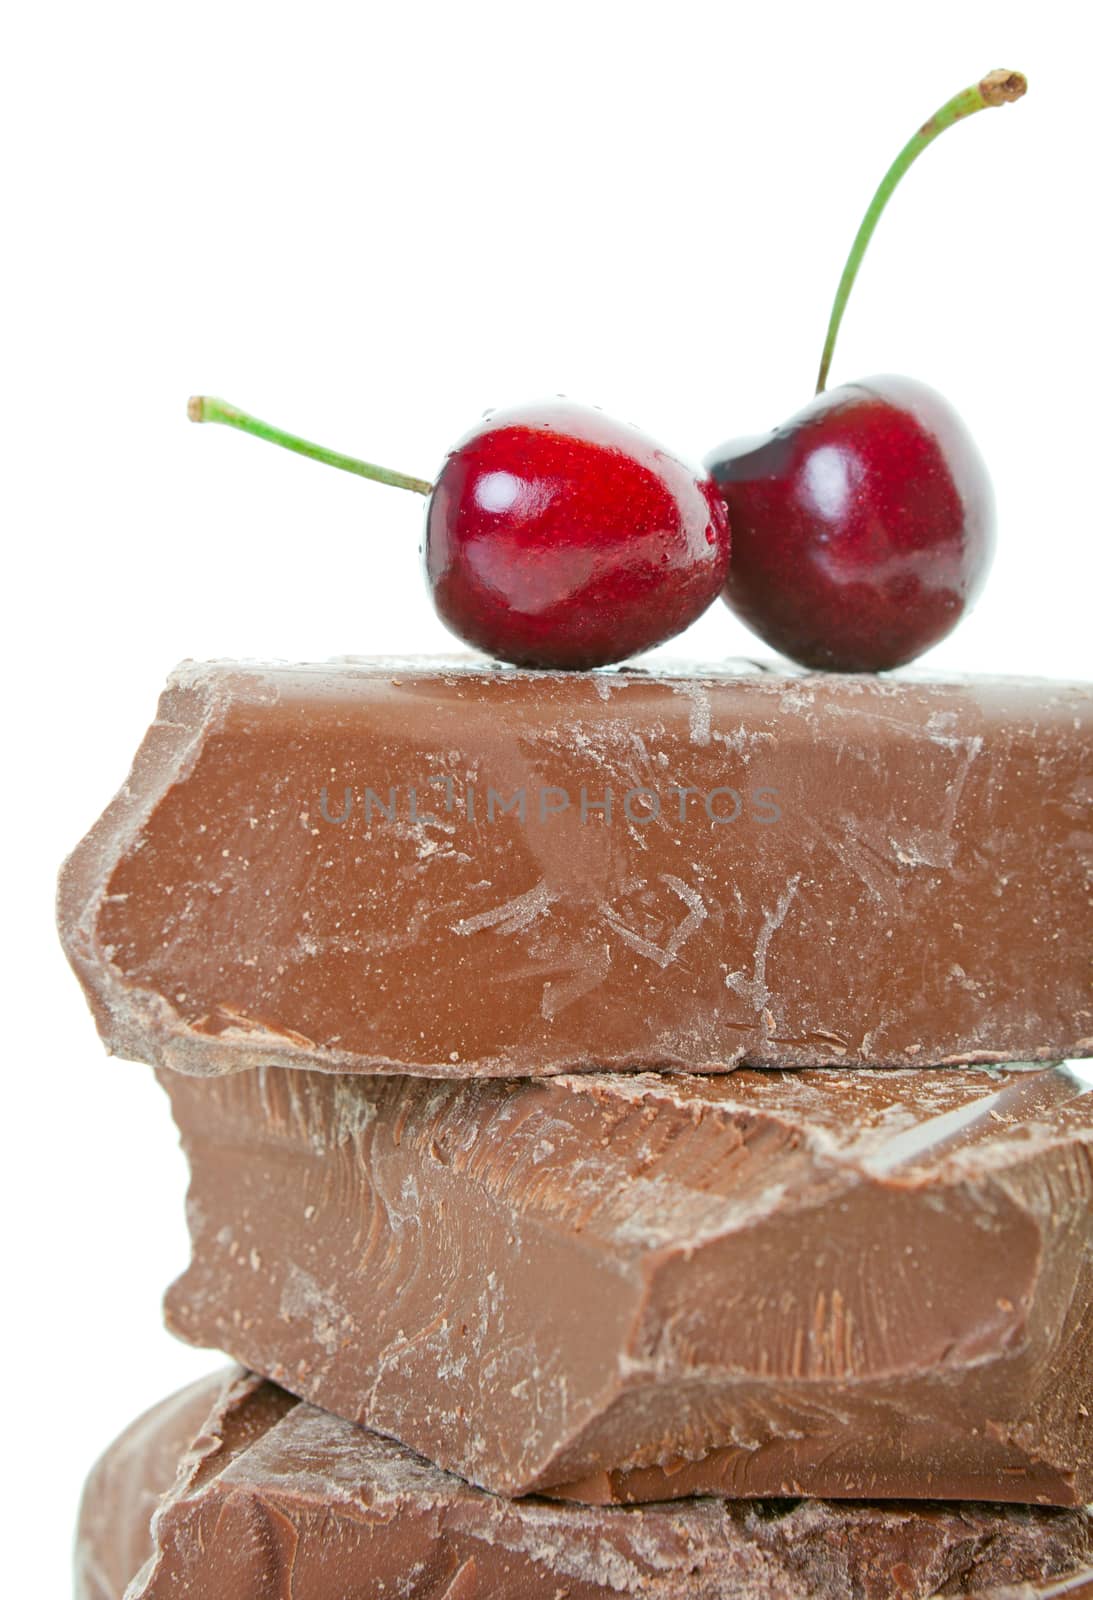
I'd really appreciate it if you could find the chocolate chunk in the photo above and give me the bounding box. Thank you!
[58,659,1093,1078]
[75,1368,1093,1600]
[162,1061,1093,1503]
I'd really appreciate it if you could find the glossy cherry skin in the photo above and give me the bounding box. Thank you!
[425,400,730,669]
[705,376,995,671]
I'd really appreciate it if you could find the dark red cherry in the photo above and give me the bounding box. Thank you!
[424,401,729,669]
[706,376,994,671]
[703,69,1023,672]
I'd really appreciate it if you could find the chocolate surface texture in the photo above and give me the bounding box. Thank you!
[162,1060,1093,1504]
[58,658,1093,1078]
[74,1368,1093,1600]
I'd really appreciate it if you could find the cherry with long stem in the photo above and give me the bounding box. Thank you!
[707,68,1028,673]
[815,68,1026,394]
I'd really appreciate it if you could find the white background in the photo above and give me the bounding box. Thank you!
[2,0,1090,1588]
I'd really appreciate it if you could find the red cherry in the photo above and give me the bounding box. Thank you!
[424,401,729,668]
[188,395,729,671]
[706,377,994,671]
[704,69,1023,672]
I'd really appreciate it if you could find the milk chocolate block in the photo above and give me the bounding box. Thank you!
[163,1061,1093,1504]
[75,1368,1093,1600]
[59,659,1092,1078]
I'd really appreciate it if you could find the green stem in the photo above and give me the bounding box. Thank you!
[187,396,433,496]
[815,68,1026,394]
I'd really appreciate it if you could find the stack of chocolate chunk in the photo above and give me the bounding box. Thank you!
[61,660,1093,1599]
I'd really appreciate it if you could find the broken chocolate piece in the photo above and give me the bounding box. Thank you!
[73,1370,273,1600]
[75,1368,1093,1600]
[59,658,1093,1077]
[162,1061,1093,1503]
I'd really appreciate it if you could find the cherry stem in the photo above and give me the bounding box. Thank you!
[815,68,1027,394]
[187,396,433,496]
